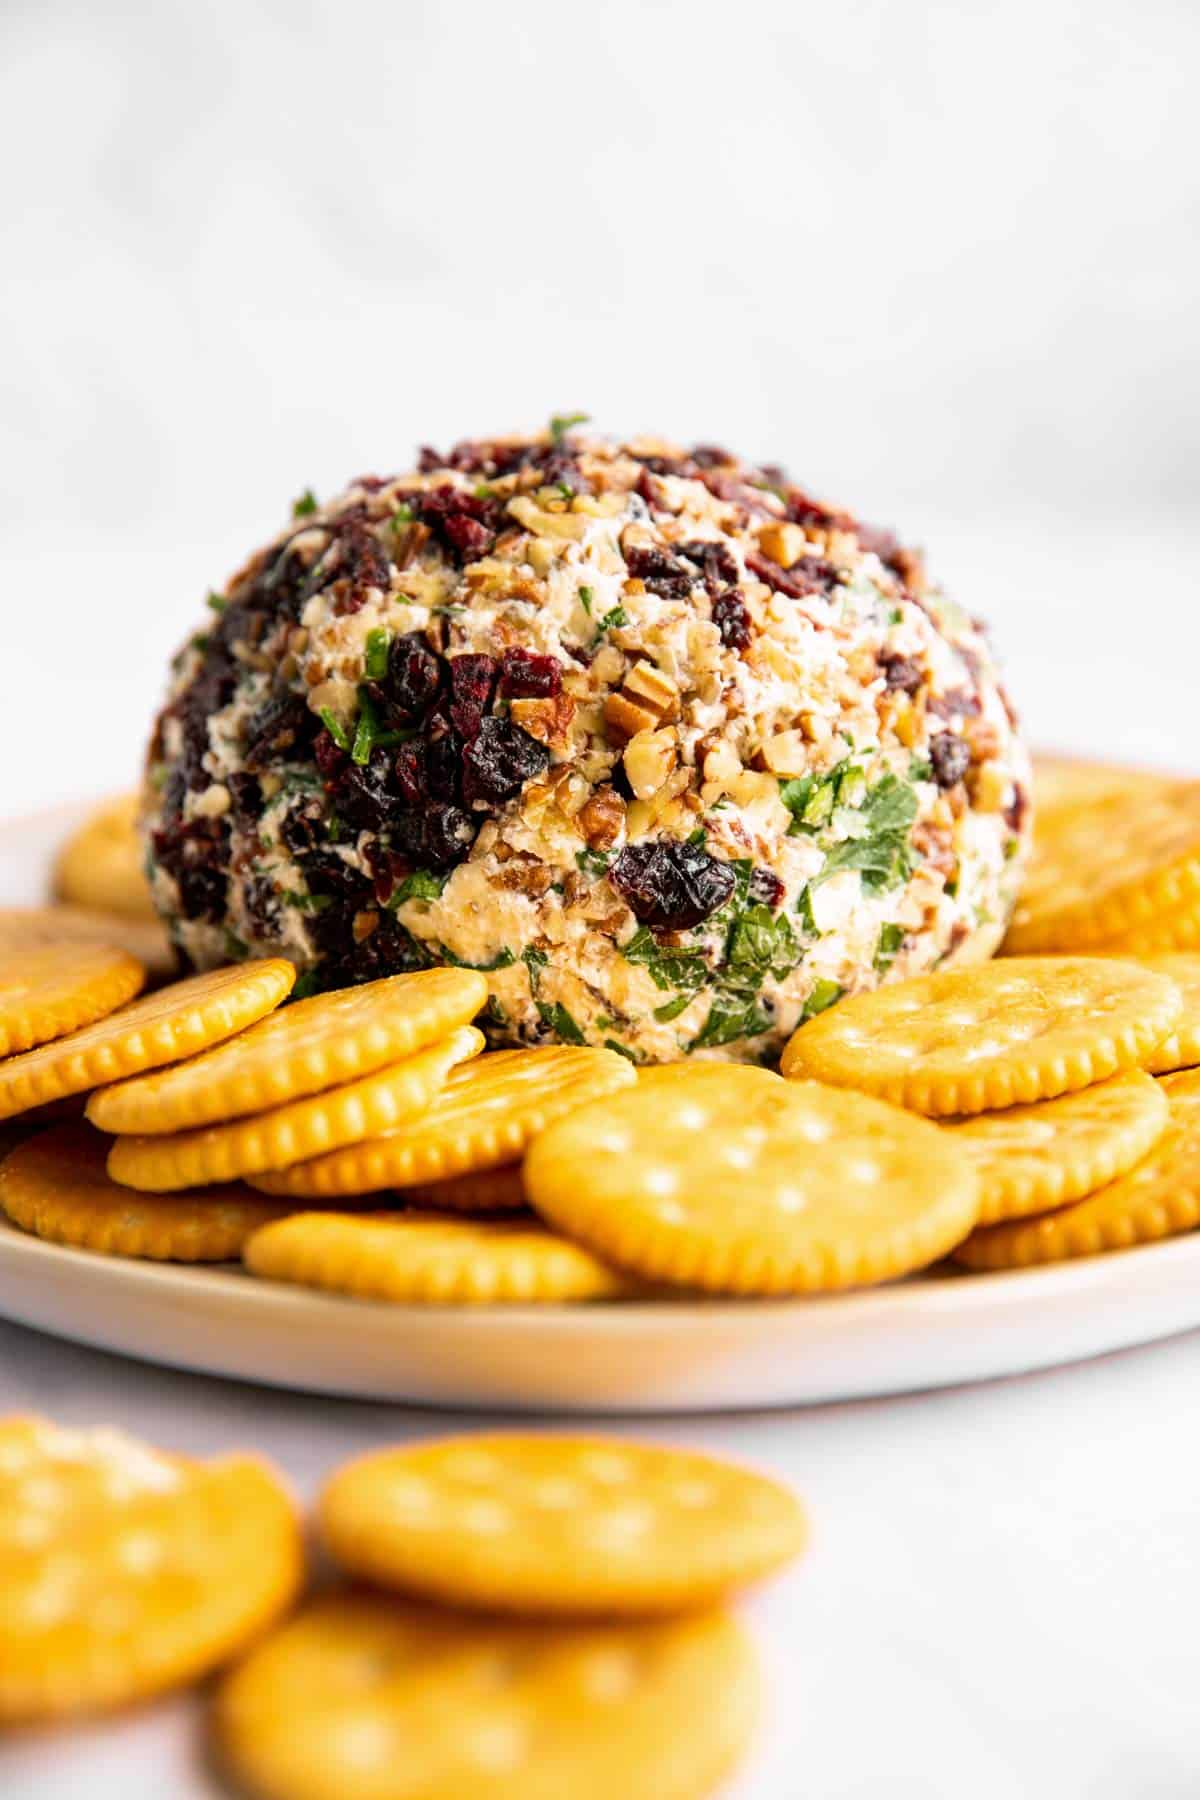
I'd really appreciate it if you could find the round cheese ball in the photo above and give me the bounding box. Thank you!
[143,428,1031,1064]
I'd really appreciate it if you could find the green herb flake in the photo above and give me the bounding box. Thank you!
[550,411,590,443]
[292,488,318,519]
[206,591,228,613]
[485,996,509,1028]
[604,1038,641,1064]
[386,868,448,909]
[364,627,391,681]
[578,585,595,616]
[653,993,694,1023]
[443,946,516,971]
[802,978,843,1019]
[874,922,905,975]
[222,929,249,961]
[726,905,799,986]
[1004,835,1020,861]
[817,774,919,895]
[596,605,628,635]
[537,1000,586,1044]
[288,969,325,1002]
[389,503,415,531]
[575,848,612,878]
[318,707,351,752]
[622,927,707,994]
[522,946,549,991]
[689,995,773,1052]
[280,890,333,914]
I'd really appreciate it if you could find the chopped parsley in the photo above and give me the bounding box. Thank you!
[726,905,798,986]
[817,774,918,894]
[289,968,326,1001]
[874,922,905,975]
[575,848,612,878]
[604,1038,641,1063]
[578,585,595,616]
[549,411,590,442]
[690,995,773,1051]
[389,503,415,530]
[351,687,413,764]
[802,978,843,1019]
[909,754,933,782]
[206,591,228,613]
[485,995,509,1027]
[653,992,694,1023]
[364,627,391,681]
[443,946,516,971]
[222,928,249,961]
[522,946,549,991]
[292,488,318,518]
[536,1000,586,1044]
[622,927,707,994]
[280,890,333,914]
[386,868,448,909]
[318,707,351,752]
[595,605,628,638]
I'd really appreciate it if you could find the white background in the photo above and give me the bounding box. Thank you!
[1,3,1199,1796]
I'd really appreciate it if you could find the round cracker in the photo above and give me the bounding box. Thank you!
[0,1124,290,1261]
[52,794,157,921]
[106,1026,483,1191]
[214,1590,758,1800]
[0,905,175,980]
[1005,780,1200,953]
[1031,754,1169,818]
[943,1069,1169,1224]
[0,944,145,1058]
[88,967,487,1135]
[319,1434,805,1617]
[955,1067,1200,1270]
[524,1065,979,1294]
[781,956,1181,1116]
[0,959,293,1122]
[249,1047,636,1199]
[1104,953,1200,1073]
[243,1210,631,1304]
[0,1416,301,1722]
[398,1162,529,1213]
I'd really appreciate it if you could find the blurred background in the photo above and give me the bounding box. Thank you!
[1,0,1197,816]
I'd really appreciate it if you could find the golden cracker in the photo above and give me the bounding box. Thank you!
[525,1065,979,1294]
[106,1026,483,1191]
[0,1124,290,1261]
[0,1416,301,1722]
[215,1591,758,1800]
[1005,780,1200,953]
[243,1210,631,1304]
[52,794,157,921]
[88,966,487,1134]
[0,943,145,1058]
[249,1047,636,1199]
[319,1434,806,1616]
[781,956,1181,1116]
[944,1069,1169,1224]
[0,959,293,1122]
[0,904,175,980]
[955,1067,1200,1270]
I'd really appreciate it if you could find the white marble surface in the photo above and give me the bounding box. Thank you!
[2,1,1199,1793]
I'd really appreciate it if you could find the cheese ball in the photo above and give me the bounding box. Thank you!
[143,427,1031,1064]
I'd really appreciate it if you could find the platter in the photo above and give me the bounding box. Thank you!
[3,802,1199,1413]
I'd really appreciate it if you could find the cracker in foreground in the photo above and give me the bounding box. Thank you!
[243,1210,631,1304]
[0,904,175,980]
[214,1590,758,1800]
[52,794,158,921]
[943,1070,1169,1224]
[955,1068,1200,1270]
[319,1434,805,1616]
[524,1065,978,1293]
[107,1026,483,1190]
[249,1047,636,1198]
[0,1124,290,1261]
[0,944,145,1059]
[1004,780,1200,954]
[781,957,1181,1116]
[1122,953,1200,1073]
[397,1162,529,1213]
[89,967,488,1135]
[0,959,293,1122]
[0,1415,302,1722]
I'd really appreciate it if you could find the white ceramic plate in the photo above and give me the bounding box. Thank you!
[3,802,1199,1414]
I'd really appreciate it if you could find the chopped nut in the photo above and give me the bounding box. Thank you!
[577,784,626,849]
[623,660,680,722]
[760,730,809,778]
[352,910,380,944]
[756,521,808,569]
[511,692,576,750]
[495,857,555,897]
[604,691,660,742]
[623,728,678,800]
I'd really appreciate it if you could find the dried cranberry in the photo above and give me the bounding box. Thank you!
[413,485,505,565]
[748,866,785,910]
[226,771,263,826]
[385,632,442,721]
[152,817,229,922]
[328,514,391,615]
[856,521,903,571]
[879,654,923,695]
[747,551,838,600]
[461,717,549,809]
[611,840,736,930]
[280,798,324,856]
[304,847,369,900]
[242,691,312,769]
[784,488,847,531]
[313,729,348,781]
[499,647,562,699]
[425,729,463,803]
[624,544,694,599]
[393,741,427,807]
[442,512,493,559]
[417,446,445,473]
[1005,783,1029,834]
[676,539,739,597]
[689,444,734,468]
[422,804,477,865]
[329,746,400,831]
[929,733,971,789]
[711,590,751,651]
[447,654,497,739]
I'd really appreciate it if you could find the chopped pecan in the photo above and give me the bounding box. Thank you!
[510,692,576,750]
[577,783,626,849]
